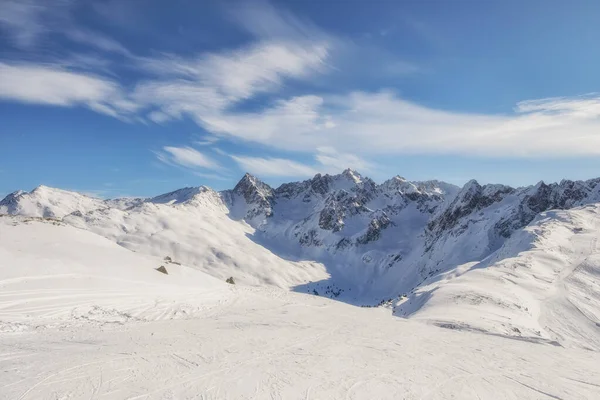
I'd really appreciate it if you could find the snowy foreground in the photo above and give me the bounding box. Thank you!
[1,217,600,399]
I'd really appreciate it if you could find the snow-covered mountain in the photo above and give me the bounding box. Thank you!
[397,204,600,350]
[0,185,143,218]
[2,170,600,354]
[3,171,600,309]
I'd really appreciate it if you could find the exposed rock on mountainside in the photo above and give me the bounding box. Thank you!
[3,171,600,304]
[222,172,275,225]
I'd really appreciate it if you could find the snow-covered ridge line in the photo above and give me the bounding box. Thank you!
[396,204,600,350]
[3,170,600,305]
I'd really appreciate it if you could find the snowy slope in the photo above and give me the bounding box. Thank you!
[0,216,232,331]
[0,185,143,218]
[396,204,600,350]
[63,187,328,288]
[1,217,599,399]
[0,186,106,218]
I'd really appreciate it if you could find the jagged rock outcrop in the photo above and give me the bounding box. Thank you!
[224,173,275,224]
[428,180,514,236]
[356,212,393,245]
[0,190,25,213]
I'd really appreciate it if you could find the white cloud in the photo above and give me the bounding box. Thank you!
[203,95,328,142]
[63,29,131,56]
[231,155,318,177]
[227,0,329,43]
[0,0,130,58]
[3,1,600,162]
[192,171,230,181]
[0,62,136,118]
[158,146,221,170]
[195,136,220,146]
[0,0,58,48]
[126,0,331,127]
[315,147,373,172]
[515,94,600,117]
[132,40,329,125]
[212,148,228,156]
[229,148,371,178]
[147,110,171,124]
[197,90,600,158]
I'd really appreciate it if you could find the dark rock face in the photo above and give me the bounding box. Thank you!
[555,180,588,208]
[233,173,274,205]
[495,179,598,238]
[297,229,322,247]
[357,213,393,245]
[309,173,333,196]
[0,190,24,213]
[426,177,600,250]
[318,201,345,232]
[526,182,554,215]
[275,174,334,200]
[275,181,310,200]
[227,170,463,252]
[232,173,275,219]
[428,181,514,235]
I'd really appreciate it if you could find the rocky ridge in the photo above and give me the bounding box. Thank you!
[4,170,600,301]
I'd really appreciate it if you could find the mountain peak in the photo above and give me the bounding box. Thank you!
[234,172,272,194]
[0,190,25,206]
[229,173,274,223]
[341,168,362,183]
[148,186,209,205]
[31,184,50,193]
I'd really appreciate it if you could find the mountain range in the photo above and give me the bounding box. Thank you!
[2,170,600,349]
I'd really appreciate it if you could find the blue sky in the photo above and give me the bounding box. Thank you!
[2,0,600,198]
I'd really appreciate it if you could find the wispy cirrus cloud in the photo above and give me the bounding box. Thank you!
[315,147,374,172]
[201,90,600,158]
[515,94,600,116]
[154,146,230,180]
[228,147,372,178]
[0,0,69,48]
[195,135,220,146]
[63,28,132,56]
[227,0,329,43]
[0,62,137,119]
[157,146,221,170]
[230,155,319,177]
[2,0,600,171]
[132,40,330,124]
[0,0,133,57]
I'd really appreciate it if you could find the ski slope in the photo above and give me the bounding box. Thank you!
[1,216,599,399]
